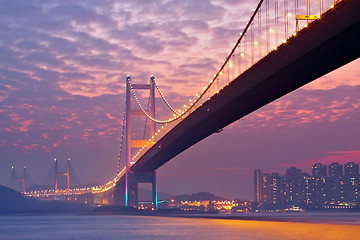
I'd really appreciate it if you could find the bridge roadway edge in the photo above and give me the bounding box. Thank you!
[122,0,360,175]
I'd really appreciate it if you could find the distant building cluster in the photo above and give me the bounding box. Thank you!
[167,200,247,213]
[254,162,360,209]
[164,192,250,213]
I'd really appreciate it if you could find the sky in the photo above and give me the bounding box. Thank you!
[1,0,359,200]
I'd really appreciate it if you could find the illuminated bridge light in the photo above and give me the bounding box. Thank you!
[27,0,350,200]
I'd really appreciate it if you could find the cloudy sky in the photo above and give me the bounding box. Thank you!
[1,0,359,199]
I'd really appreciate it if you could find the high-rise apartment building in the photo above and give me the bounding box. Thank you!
[284,167,305,205]
[312,163,327,177]
[344,162,359,176]
[270,173,283,205]
[261,173,271,203]
[312,163,327,205]
[343,162,359,202]
[254,162,360,208]
[254,169,262,203]
[328,162,344,204]
[329,163,343,178]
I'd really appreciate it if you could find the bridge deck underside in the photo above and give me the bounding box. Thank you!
[129,0,360,173]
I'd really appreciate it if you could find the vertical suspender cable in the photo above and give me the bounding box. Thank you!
[275,0,279,46]
[284,0,288,40]
[117,101,126,174]
[258,7,262,58]
[251,22,254,65]
[266,0,269,53]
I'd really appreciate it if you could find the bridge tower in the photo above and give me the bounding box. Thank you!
[116,75,158,209]
[11,166,26,193]
[54,158,70,192]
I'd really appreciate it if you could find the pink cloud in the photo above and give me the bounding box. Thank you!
[59,124,72,129]
[8,113,22,122]
[106,113,115,119]
[41,133,49,139]
[41,146,51,153]
[230,86,360,132]
[53,140,62,148]
[17,119,34,132]
[281,150,360,169]
[24,144,38,150]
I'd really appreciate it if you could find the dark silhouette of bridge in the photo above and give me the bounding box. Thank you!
[26,0,360,209]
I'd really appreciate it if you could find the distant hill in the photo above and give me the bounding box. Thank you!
[138,188,172,201]
[0,185,91,214]
[26,184,54,191]
[170,192,226,202]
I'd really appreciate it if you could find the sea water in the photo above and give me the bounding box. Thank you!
[0,212,359,240]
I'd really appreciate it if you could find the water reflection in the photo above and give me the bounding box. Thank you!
[0,214,359,240]
[210,219,360,240]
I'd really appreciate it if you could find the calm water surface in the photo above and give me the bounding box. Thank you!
[0,213,359,240]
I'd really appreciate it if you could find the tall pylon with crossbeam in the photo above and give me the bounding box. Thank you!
[122,75,158,209]
[11,166,26,193]
[54,158,70,192]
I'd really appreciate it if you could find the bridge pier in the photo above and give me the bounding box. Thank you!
[127,171,157,209]
[113,171,157,209]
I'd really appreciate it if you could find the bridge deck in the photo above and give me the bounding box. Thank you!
[129,0,360,173]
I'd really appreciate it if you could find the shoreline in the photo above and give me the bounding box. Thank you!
[1,209,360,225]
[151,212,360,225]
[86,209,360,225]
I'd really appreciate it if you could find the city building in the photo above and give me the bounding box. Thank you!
[254,162,360,209]
[344,162,359,176]
[343,162,359,203]
[327,162,344,204]
[254,169,262,203]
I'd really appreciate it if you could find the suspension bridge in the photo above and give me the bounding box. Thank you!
[25,0,360,208]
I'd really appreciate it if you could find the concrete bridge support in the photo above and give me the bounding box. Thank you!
[127,171,157,209]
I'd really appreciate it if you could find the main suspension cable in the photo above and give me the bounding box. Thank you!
[153,78,180,116]
[116,100,126,174]
[129,0,265,124]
